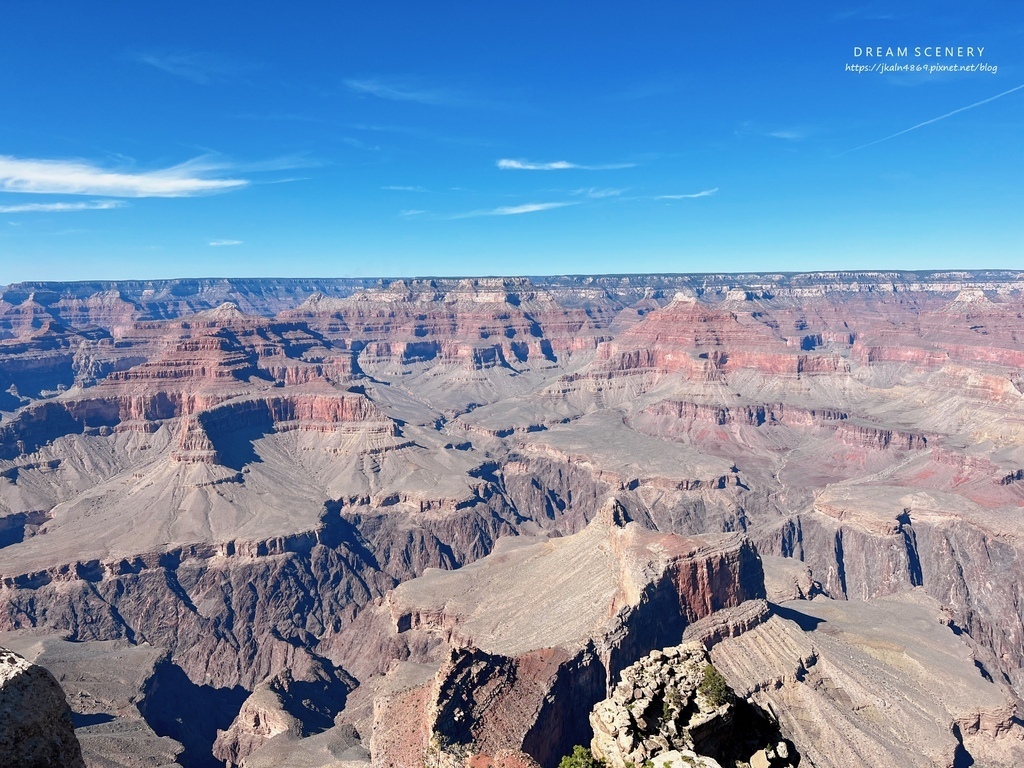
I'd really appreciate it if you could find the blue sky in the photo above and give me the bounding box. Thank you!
[1,1,1021,282]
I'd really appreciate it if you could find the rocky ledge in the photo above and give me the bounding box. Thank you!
[591,643,795,768]
[0,645,85,768]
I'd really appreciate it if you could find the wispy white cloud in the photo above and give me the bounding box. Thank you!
[344,78,515,111]
[449,201,577,219]
[497,158,635,171]
[400,209,426,216]
[233,112,325,124]
[344,78,456,106]
[227,155,319,173]
[836,83,1024,156]
[656,188,718,199]
[383,185,429,192]
[209,239,243,246]
[257,176,311,185]
[0,200,124,213]
[134,50,256,84]
[573,187,626,198]
[0,155,248,197]
[341,136,380,151]
[735,122,809,141]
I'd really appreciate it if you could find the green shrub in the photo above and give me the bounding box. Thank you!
[422,733,474,767]
[697,663,731,707]
[661,685,682,722]
[558,745,607,768]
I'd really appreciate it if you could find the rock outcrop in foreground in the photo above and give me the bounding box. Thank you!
[591,642,796,768]
[0,645,85,768]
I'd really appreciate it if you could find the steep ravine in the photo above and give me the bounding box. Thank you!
[325,503,765,768]
[5,447,1024,766]
[0,499,524,689]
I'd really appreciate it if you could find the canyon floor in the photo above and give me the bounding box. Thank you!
[2,271,1024,767]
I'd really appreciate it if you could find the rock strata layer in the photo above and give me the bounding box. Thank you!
[708,594,1024,768]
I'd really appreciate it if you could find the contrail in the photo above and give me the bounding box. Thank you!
[835,82,1024,157]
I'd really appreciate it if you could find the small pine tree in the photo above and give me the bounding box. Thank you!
[661,685,682,722]
[697,663,731,707]
[558,745,607,768]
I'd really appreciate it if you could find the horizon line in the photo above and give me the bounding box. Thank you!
[3,266,1023,290]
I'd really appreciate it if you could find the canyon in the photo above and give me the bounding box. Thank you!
[2,271,1024,767]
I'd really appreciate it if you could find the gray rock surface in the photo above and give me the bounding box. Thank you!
[590,643,794,768]
[320,500,762,768]
[709,594,1024,768]
[0,644,85,768]
[0,633,186,767]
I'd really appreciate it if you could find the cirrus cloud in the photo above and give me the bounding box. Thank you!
[655,188,718,199]
[0,200,125,213]
[572,187,626,198]
[449,201,577,219]
[344,78,451,105]
[0,155,248,197]
[134,50,257,84]
[497,158,635,171]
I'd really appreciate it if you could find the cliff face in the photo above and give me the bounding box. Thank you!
[0,646,85,768]
[323,501,763,768]
[0,502,523,690]
[3,272,1024,766]
[0,634,190,768]
[755,485,1024,693]
[702,593,1024,768]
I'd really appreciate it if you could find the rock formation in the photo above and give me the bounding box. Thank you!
[590,643,796,768]
[213,651,355,766]
[0,645,85,768]
[703,593,1024,768]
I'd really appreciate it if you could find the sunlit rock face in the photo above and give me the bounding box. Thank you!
[0,646,85,768]
[3,270,1024,767]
